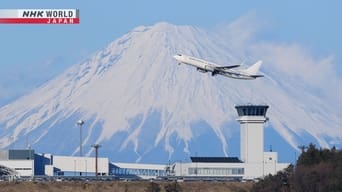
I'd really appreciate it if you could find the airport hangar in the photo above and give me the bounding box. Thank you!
[0,105,289,180]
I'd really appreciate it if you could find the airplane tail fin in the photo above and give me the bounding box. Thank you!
[244,60,263,75]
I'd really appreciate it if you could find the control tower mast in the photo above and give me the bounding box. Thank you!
[235,105,269,164]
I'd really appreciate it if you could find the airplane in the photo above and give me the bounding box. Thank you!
[173,54,263,80]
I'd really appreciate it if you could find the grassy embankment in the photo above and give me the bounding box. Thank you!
[0,181,254,192]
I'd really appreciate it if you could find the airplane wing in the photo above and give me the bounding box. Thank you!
[250,75,264,78]
[214,65,240,70]
[211,65,240,76]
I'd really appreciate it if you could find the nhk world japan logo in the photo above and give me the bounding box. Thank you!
[0,9,79,24]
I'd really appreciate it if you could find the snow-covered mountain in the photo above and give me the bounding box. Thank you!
[0,22,341,163]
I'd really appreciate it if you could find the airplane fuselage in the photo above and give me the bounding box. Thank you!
[173,54,262,80]
[174,54,216,72]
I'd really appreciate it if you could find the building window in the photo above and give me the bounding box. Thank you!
[188,168,244,176]
[14,168,32,170]
[111,168,166,177]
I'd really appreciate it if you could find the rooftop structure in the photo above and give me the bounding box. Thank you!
[190,157,242,163]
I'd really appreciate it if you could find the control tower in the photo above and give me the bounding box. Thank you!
[235,105,269,164]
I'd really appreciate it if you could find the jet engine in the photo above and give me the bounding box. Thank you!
[204,65,215,72]
[197,68,208,73]
[197,65,216,73]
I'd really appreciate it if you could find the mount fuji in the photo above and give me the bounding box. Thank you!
[0,22,341,163]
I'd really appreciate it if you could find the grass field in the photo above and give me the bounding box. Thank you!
[0,181,254,192]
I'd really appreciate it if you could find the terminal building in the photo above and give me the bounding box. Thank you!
[111,105,289,180]
[0,105,289,180]
[0,149,35,177]
[41,155,109,176]
[0,150,109,177]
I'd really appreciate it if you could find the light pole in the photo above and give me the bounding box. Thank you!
[92,144,101,177]
[77,120,84,157]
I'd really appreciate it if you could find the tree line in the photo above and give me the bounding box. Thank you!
[252,143,342,192]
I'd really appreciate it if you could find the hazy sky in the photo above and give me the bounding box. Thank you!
[0,0,341,106]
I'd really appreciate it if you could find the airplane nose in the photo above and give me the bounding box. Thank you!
[173,54,183,61]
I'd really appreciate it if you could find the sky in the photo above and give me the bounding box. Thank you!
[0,0,342,106]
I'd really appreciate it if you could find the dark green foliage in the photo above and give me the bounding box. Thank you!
[297,144,335,166]
[164,181,182,192]
[144,182,161,192]
[252,144,342,192]
[251,166,292,192]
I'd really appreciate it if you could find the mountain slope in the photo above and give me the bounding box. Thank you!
[0,22,341,163]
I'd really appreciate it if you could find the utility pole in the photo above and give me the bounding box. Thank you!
[92,144,101,177]
[298,145,307,153]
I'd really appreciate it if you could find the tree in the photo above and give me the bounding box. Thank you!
[252,144,342,192]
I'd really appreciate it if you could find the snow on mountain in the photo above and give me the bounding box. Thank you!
[0,22,341,163]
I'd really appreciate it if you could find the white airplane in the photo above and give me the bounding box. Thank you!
[173,54,263,80]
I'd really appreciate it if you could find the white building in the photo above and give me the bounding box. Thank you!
[172,157,244,179]
[0,149,109,177]
[0,149,34,177]
[111,162,167,179]
[169,105,289,180]
[235,105,289,179]
[42,155,109,176]
[113,105,289,180]
[0,105,289,180]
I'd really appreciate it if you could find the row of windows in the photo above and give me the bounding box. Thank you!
[111,168,167,177]
[111,167,244,177]
[14,168,32,170]
[54,171,105,176]
[188,168,244,176]
[236,106,268,116]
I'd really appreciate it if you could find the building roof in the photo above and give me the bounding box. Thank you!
[190,157,242,163]
[0,149,34,160]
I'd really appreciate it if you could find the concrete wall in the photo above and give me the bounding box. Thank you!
[111,162,167,179]
[173,162,245,177]
[238,116,266,164]
[172,160,290,180]
[46,156,109,176]
[0,160,34,176]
